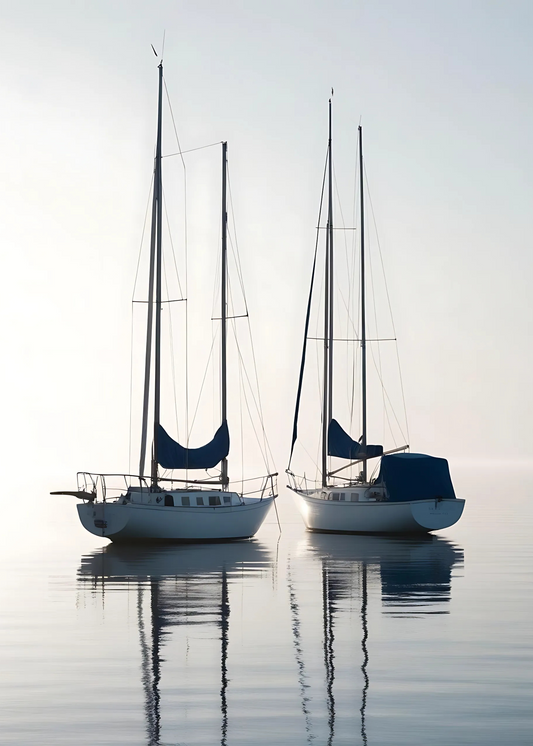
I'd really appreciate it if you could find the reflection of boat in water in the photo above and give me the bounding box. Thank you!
[79,540,272,582]
[288,533,463,744]
[303,533,463,615]
[79,541,272,745]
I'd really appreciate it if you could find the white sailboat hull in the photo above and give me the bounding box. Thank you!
[293,492,465,534]
[77,497,274,542]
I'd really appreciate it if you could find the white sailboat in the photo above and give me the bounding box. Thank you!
[53,62,277,542]
[287,102,464,534]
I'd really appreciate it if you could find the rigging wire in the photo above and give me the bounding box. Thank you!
[161,184,188,444]
[364,164,410,445]
[332,162,361,434]
[365,192,389,444]
[226,167,274,468]
[132,173,156,300]
[163,141,222,158]
[237,316,245,494]
[219,241,273,472]
[188,327,219,435]
[129,309,136,475]
[130,174,155,473]
[229,308,273,471]
[163,77,190,459]
[309,150,330,484]
[366,349,408,444]
[226,165,249,312]
[162,250,180,442]
[162,187,185,299]
[225,164,276,471]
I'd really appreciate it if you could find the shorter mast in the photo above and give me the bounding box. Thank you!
[220,141,229,487]
[359,125,368,482]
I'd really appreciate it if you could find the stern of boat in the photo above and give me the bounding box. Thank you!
[77,501,129,539]
[410,498,465,531]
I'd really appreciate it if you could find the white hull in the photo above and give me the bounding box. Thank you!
[78,497,274,542]
[293,491,465,534]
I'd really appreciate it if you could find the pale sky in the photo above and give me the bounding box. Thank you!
[1,0,532,512]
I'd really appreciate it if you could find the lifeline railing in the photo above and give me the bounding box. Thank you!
[76,471,278,503]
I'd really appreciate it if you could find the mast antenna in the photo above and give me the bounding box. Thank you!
[151,30,165,62]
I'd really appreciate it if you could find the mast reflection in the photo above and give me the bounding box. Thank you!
[292,534,464,744]
[78,541,272,746]
[360,562,368,746]
[323,566,335,746]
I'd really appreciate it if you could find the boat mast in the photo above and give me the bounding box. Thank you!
[151,62,164,489]
[322,99,334,488]
[138,154,158,478]
[359,125,368,481]
[327,100,335,474]
[221,141,229,487]
[139,62,163,484]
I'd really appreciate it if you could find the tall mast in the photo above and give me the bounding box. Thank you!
[321,100,333,487]
[220,141,229,487]
[327,99,334,467]
[151,62,164,488]
[359,125,368,481]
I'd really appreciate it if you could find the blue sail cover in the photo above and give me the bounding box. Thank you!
[327,419,383,460]
[375,453,456,503]
[157,421,229,470]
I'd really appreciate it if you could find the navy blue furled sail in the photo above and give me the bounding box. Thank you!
[327,418,383,460]
[375,453,456,503]
[157,421,229,470]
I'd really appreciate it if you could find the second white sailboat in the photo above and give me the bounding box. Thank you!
[287,102,464,534]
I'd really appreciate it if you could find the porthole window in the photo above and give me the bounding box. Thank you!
[209,495,221,506]
[182,496,190,506]
[196,496,204,506]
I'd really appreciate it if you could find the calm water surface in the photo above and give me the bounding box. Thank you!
[1,467,532,745]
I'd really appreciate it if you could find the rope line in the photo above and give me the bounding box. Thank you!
[163,76,190,453]
[364,164,410,445]
[163,141,222,158]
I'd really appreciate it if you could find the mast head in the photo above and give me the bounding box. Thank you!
[150,44,163,70]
